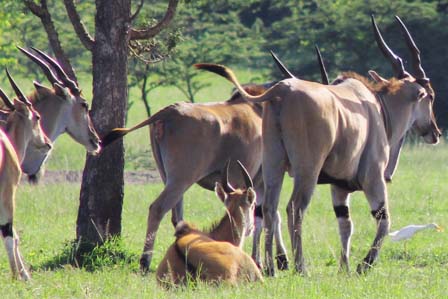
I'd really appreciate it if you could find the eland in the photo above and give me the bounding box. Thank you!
[195,16,441,275]
[0,70,52,280]
[0,47,101,182]
[156,160,262,287]
[102,61,290,272]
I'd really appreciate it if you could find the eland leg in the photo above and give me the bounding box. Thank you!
[252,207,263,269]
[140,181,190,273]
[274,210,288,270]
[12,229,30,280]
[287,174,318,274]
[171,198,184,227]
[1,222,18,279]
[262,141,287,276]
[251,171,264,269]
[263,175,284,276]
[252,208,288,271]
[357,178,390,274]
[252,172,288,271]
[331,185,353,272]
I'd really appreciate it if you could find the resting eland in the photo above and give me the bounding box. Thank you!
[156,160,262,286]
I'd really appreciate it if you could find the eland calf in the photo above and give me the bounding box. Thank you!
[195,16,441,275]
[156,160,262,287]
[0,70,52,280]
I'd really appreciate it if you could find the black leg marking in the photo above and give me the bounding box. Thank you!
[255,205,263,219]
[276,254,288,270]
[371,204,388,220]
[0,223,13,238]
[333,205,350,218]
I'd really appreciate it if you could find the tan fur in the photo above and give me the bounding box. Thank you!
[102,82,288,271]
[0,98,52,281]
[337,72,403,94]
[197,62,440,276]
[156,176,262,287]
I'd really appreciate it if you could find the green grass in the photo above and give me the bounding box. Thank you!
[1,144,447,298]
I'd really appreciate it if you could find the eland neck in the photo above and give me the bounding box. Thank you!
[32,98,68,141]
[208,206,246,248]
[379,92,414,147]
[6,123,27,163]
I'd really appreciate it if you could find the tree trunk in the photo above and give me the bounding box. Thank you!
[76,0,130,245]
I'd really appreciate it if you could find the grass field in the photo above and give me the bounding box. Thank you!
[1,77,447,298]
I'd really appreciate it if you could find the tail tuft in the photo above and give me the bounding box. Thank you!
[194,63,233,81]
[101,128,129,148]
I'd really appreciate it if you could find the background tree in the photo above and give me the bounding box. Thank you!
[248,0,448,127]
[128,0,269,107]
[22,0,180,254]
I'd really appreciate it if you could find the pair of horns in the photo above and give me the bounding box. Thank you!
[17,46,81,96]
[372,15,429,83]
[270,46,329,85]
[221,160,254,193]
[0,69,32,110]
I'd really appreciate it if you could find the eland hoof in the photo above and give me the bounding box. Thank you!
[276,254,289,270]
[356,261,373,275]
[264,265,276,277]
[140,254,151,274]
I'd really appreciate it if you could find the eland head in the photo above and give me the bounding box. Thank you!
[17,47,100,176]
[371,15,441,144]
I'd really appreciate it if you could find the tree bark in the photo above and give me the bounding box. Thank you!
[76,0,130,245]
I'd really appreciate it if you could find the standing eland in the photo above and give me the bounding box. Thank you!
[0,69,52,280]
[195,15,441,275]
[0,47,101,182]
[102,79,288,272]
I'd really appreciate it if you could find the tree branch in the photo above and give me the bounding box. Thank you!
[63,0,95,51]
[23,0,78,82]
[23,0,45,17]
[129,0,179,40]
[130,0,144,22]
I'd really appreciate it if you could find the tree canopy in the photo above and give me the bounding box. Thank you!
[1,0,447,127]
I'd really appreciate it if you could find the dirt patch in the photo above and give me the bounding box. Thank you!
[22,170,162,185]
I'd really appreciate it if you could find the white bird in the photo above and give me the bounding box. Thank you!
[389,223,443,242]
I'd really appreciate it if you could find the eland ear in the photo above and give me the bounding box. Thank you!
[214,182,228,203]
[368,70,389,84]
[53,83,70,98]
[33,81,52,92]
[13,99,29,115]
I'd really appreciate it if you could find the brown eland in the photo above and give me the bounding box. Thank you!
[101,58,292,272]
[195,15,441,275]
[156,160,262,287]
[0,70,52,280]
